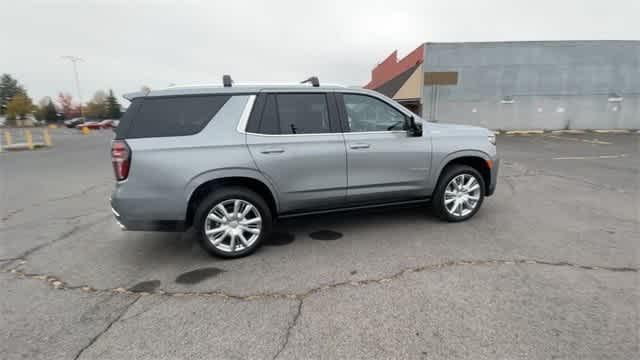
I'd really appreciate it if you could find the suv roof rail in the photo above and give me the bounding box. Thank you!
[222,74,233,87]
[163,79,348,89]
[301,76,320,87]
[165,82,347,88]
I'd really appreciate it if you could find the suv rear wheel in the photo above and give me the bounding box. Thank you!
[432,165,485,222]
[194,187,272,258]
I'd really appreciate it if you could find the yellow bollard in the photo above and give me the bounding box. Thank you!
[43,128,52,146]
[4,131,12,146]
[25,129,34,150]
[82,126,90,135]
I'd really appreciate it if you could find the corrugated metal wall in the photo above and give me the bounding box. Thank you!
[422,41,640,130]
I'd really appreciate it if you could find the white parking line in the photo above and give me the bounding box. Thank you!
[552,154,628,160]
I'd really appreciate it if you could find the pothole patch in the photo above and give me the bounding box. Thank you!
[128,280,161,293]
[175,267,225,285]
[309,230,343,241]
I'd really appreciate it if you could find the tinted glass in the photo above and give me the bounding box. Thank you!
[258,94,280,134]
[276,94,330,134]
[126,95,230,138]
[343,94,406,132]
[113,98,141,139]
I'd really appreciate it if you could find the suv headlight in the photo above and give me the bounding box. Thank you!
[488,133,496,145]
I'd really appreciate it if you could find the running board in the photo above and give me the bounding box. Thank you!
[278,198,431,219]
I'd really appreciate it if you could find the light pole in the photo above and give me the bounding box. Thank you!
[61,56,84,117]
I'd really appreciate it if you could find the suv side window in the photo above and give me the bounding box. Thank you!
[342,94,406,132]
[257,93,332,134]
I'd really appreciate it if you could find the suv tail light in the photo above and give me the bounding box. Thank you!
[111,140,131,181]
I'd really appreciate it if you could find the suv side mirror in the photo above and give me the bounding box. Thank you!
[407,116,422,137]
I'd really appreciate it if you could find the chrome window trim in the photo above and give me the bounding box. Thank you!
[242,130,407,137]
[243,131,341,137]
[343,130,407,135]
[235,91,416,137]
[235,95,256,134]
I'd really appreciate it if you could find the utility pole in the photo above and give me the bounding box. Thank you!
[61,56,84,117]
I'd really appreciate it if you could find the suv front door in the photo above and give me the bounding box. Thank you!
[245,92,347,213]
[337,93,430,205]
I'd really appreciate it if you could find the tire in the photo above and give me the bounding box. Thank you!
[432,165,485,222]
[193,186,272,258]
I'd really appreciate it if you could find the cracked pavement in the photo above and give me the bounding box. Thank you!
[1,129,639,359]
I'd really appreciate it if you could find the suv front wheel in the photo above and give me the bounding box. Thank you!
[194,187,272,258]
[432,165,485,222]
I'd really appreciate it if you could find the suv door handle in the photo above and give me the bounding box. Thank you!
[349,143,370,149]
[260,148,285,154]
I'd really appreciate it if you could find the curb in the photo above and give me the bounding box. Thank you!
[551,129,586,134]
[492,129,638,135]
[1,142,48,151]
[1,128,53,152]
[591,129,633,134]
[504,130,545,135]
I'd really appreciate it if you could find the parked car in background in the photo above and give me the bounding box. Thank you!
[75,121,100,129]
[98,119,115,129]
[64,117,85,128]
[74,119,117,130]
[111,76,499,258]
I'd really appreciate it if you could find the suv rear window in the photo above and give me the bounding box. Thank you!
[119,95,230,138]
[113,98,141,139]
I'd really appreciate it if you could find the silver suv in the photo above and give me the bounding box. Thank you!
[111,76,498,258]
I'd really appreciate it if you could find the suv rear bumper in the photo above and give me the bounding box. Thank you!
[111,199,185,232]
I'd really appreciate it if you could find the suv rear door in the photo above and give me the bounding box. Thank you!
[244,92,347,213]
[337,92,431,205]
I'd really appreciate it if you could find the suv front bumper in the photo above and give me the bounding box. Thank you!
[486,158,499,196]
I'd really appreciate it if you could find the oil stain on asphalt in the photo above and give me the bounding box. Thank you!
[175,267,225,285]
[129,280,161,293]
[309,230,343,241]
[264,231,296,246]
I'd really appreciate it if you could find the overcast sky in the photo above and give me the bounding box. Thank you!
[1,0,638,104]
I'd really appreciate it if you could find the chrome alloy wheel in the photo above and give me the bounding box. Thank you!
[444,174,481,217]
[204,199,262,253]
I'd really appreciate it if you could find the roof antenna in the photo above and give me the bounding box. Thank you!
[301,76,319,87]
[223,74,233,87]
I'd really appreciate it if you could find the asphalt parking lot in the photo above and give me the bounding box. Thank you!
[1,128,638,359]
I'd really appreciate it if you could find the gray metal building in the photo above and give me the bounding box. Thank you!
[365,41,640,130]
